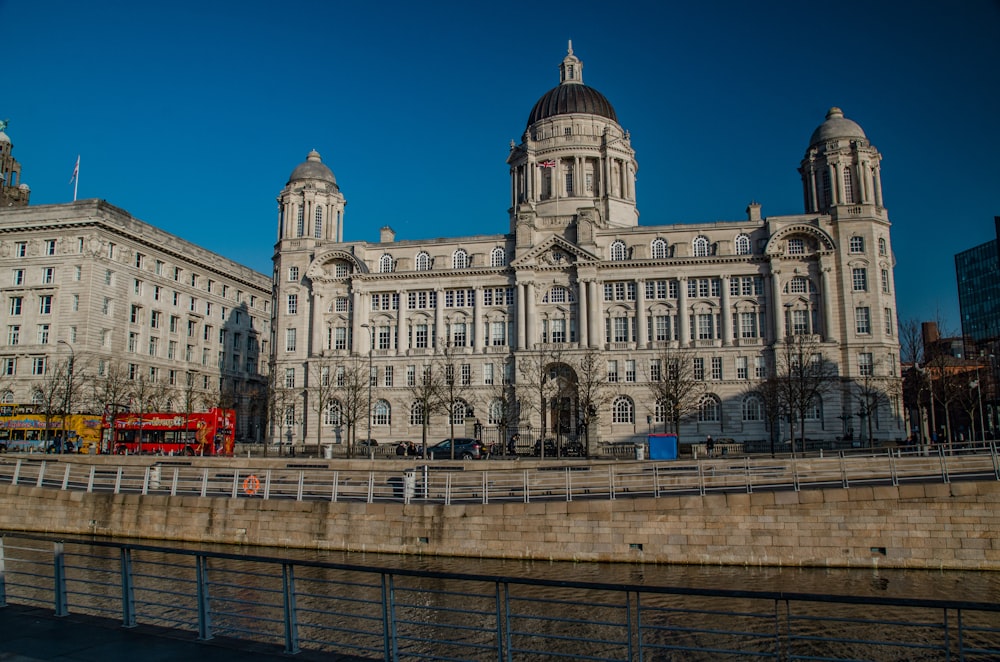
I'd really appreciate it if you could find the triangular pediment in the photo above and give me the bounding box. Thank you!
[510,236,600,269]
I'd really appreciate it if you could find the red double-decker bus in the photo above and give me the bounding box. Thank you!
[104,408,235,456]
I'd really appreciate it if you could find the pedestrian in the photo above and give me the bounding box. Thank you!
[396,441,406,457]
[706,434,714,458]
[508,433,519,457]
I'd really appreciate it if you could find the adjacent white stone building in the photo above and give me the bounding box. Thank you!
[274,44,903,449]
[0,199,272,440]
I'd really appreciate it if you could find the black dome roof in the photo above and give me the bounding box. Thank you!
[526,83,617,128]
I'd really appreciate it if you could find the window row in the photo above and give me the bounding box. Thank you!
[377,247,510,273]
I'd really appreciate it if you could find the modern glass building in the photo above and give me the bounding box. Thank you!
[956,217,1000,344]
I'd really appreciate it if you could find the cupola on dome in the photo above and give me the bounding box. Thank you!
[288,150,337,186]
[808,107,867,146]
[525,42,618,128]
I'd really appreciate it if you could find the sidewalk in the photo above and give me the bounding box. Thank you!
[0,604,367,661]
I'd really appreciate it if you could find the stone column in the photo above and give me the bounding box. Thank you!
[577,279,588,347]
[678,276,690,346]
[434,288,444,352]
[473,287,484,352]
[588,280,601,348]
[516,282,527,350]
[312,292,325,352]
[525,281,536,349]
[635,279,647,349]
[396,290,406,355]
[820,266,836,343]
[721,276,732,346]
[770,270,783,342]
[351,289,363,352]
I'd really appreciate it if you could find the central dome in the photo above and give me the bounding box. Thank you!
[288,149,337,186]
[525,42,618,128]
[526,84,617,128]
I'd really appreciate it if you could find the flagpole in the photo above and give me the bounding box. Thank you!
[73,156,79,201]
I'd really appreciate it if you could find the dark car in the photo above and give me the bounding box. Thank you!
[533,439,586,457]
[427,437,483,460]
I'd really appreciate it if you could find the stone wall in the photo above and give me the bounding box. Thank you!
[2,480,998,569]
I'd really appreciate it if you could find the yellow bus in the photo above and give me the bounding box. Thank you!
[0,405,102,453]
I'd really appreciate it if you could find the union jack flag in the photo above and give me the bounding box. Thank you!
[538,160,556,168]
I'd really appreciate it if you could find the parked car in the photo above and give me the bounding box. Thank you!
[532,439,586,457]
[427,438,483,460]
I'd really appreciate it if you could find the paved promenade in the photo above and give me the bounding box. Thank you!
[0,604,367,662]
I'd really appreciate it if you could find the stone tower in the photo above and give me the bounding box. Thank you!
[0,122,30,208]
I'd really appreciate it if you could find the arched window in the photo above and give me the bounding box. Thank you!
[410,401,424,425]
[651,238,668,259]
[415,251,431,271]
[698,394,720,422]
[452,249,469,269]
[822,170,832,207]
[324,400,342,425]
[490,247,506,267]
[787,277,810,294]
[488,399,504,425]
[843,167,854,204]
[742,395,763,422]
[609,240,627,261]
[449,401,468,426]
[1,390,14,404]
[378,254,394,273]
[692,235,710,257]
[612,396,634,423]
[314,207,323,238]
[735,233,751,256]
[546,286,570,304]
[373,400,391,426]
[32,391,44,406]
[296,207,304,237]
[878,237,887,256]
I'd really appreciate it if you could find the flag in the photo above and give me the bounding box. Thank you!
[538,160,556,168]
[69,155,79,184]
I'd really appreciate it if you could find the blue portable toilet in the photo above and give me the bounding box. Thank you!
[647,433,679,460]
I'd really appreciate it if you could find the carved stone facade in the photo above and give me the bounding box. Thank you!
[0,200,272,439]
[272,45,902,448]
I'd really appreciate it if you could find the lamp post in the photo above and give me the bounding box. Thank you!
[57,340,74,455]
[974,367,986,444]
[360,323,374,452]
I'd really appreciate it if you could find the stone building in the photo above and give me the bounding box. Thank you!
[272,44,903,450]
[0,194,272,440]
[0,122,31,208]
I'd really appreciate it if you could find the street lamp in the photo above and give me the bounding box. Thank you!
[57,340,75,455]
[360,323,374,452]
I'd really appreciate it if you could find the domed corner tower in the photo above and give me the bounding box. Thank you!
[507,42,638,236]
[276,149,346,246]
[799,107,885,217]
[0,124,31,208]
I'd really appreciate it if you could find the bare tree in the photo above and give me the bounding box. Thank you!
[479,355,519,454]
[899,317,928,443]
[333,356,370,458]
[516,348,568,457]
[770,335,839,455]
[744,378,785,456]
[308,358,341,449]
[852,358,894,448]
[91,361,133,453]
[31,358,68,452]
[573,348,617,456]
[646,347,707,438]
[404,360,448,458]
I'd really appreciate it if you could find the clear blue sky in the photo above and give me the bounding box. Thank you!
[3,1,998,332]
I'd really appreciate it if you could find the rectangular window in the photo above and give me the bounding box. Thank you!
[697,314,713,339]
[189,297,197,312]
[285,368,295,388]
[849,236,865,253]
[740,312,757,338]
[693,358,705,381]
[550,319,566,343]
[288,266,299,281]
[1,358,15,375]
[452,322,468,346]
[711,356,722,380]
[32,356,46,375]
[9,297,21,315]
[855,307,871,335]
[148,337,158,356]
[852,268,867,292]
[414,324,428,348]
[649,359,661,382]
[7,325,19,345]
[128,332,138,353]
[384,365,394,387]
[791,309,810,335]
[334,327,347,350]
[168,341,177,359]
[203,325,212,342]
[461,364,471,386]
[74,266,82,281]
[287,294,298,314]
[625,360,636,383]
[45,239,56,256]
[787,238,805,254]
[489,321,506,346]
[653,315,670,342]
[187,320,196,337]
[39,295,52,314]
[406,365,416,387]
[134,252,144,269]
[483,363,494,385]
[884,308,894,336]
[859,352,874,377]
[754,356,767,379]
[15,241,27,257]
[42,267,54,284]
[881,269,890,294]
[37,324,49,344]
[150,310,161,329]
[285,328,297,352]
[736,356,748,379]
[607,360,618,383]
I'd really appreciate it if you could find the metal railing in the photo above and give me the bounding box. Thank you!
[1,532,998,660]
[1,444,997,505]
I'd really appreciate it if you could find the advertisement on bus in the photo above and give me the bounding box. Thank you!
[103,407,235,456]
[0,405,102,453]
